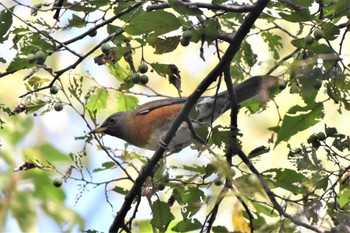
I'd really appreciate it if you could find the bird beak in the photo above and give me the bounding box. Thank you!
[89,126,107,134]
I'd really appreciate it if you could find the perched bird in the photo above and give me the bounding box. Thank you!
[90,76,263,152]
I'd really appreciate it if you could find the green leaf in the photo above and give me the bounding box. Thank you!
[279,9,312,22]
[116,93,138,111]
[173,187,204,217]
[264,168,309,194]
[203,19,220,44]
[320,22,340,41]
[106,62,129,82]
[93,161,116,172]
[27,76,50,89]
[23,143,71,162]
[112,186,129,195]
[168,0,203,15]
[86,88,108,115]
[151,200,175,231]
[0,7,14,43]
[6,57,32,72]
[150,62,173,76]
[67,14,87,28]
[212,226,229,233]
[261,31,283,60]
[275,102,325,146]
[241,40,257,66]
[124,11,181,35]
[1,115,33,145]
[26,98,47,114]
[147,35,180,54]
[172,218,201,232]
[288,0,313,7]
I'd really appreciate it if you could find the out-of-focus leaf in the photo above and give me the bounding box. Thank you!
[151,200,175,231]
[124,11,181,35]
[0,7,13,43]
[27,76,50,89]
[67,14,87,28]
[106,62,128,82]
[172,218,201,232]
[116,92,138,111]
[168,0,203,15]
[112,186,129,195]
[279,9,313,22]
[86,88,108,115]
[93,161,116,172]
[1,115,33,145]
[275,102,324,146]
[23,143,71,162]
[203,18,220,44]
[173,187,204,217]
[241,40,257,66]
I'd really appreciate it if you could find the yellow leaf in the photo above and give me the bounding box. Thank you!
[232,201,250,233]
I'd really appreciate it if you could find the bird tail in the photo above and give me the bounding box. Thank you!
[194,76,263,125]
[230,75,263,104]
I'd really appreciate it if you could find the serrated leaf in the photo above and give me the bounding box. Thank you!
[241,40,257,66]
[26,99,47,114]
[275,102,324,146]
[173,187,204,217]
[6,57,31,72]
[264,168,309,194]
[112,186,129,195]
[67,14,86,28]
[0,7,13,43]
[86,88,108,115]
[93,161,116,172]
[261,31,283,60]
[151,200,175,231]
[147,36,180,54]
[116,93,138,111]
[124,11,181,35]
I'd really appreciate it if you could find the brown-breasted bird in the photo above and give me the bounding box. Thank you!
[90,76,263,152]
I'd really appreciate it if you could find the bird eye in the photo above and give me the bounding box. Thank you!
[109,118,115,123]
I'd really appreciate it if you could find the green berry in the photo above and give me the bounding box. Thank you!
[182,30,192,40]
[26,53,36,63]
[214,178,223,186]
[138,63,148,74]
[101,43,111,54]
[316,132,326,141]
[131,73,141,83]
[313,79,322,89]
[88,29,97,37]
[305,35,314,46]
[140,74,149,84]
[157,183,165,191]
[325,127,337,137]
[180,37,190,47]
[307,134,318,144]
[247,174,258,185]
[53,178,62,188]
[54,103,63,111]
[35,51,46,65]
[50,86,59,95]
[313,29,325,40]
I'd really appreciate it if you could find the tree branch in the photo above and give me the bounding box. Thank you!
[108,0,270,231]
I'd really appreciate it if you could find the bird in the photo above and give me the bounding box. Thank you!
[89,76,263,152]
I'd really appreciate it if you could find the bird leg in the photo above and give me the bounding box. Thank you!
[184,118,217,156]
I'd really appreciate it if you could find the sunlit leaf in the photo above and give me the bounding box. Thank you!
[275,102,325,146]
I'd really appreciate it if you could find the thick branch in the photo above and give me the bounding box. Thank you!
[109,0,270,232]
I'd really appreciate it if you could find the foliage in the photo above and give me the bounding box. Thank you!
[0,0,350,232]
